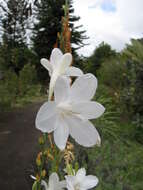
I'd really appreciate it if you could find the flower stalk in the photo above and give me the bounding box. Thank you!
[58,0,71,53]
[32,1,104,190]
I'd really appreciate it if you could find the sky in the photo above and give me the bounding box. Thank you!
[73,0,143,56]
[1,0,143,57]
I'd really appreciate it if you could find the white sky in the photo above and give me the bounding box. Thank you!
[73,0,143,56]
[1,0,143,57]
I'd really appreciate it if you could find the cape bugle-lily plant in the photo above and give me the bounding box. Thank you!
[32,47,105,190]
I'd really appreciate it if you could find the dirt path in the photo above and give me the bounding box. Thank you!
[0,103,43,190]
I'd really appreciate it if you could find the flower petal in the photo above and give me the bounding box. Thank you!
[59,181,67,189]
[59,53,72,74]
[48,71,59,100]
[35,102,58,133]
[41,180,48,190]
[54,118,69,150]
[81,175,98,189]
[66,116,101,147]
[49,172,59,182]
[49,173,59,189]
[36,102,56,121]
[66,176,76,190]
[50,48,63,68]
[70,74,97,102]
[36,114,58,133]
[40,58,53,76]
[54,77,70,103]
[65,66,83,76]
[76,168,86,182]
[72,101,105,120]
[30,175,36,180]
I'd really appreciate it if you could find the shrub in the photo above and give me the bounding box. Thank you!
[19,64,37,96]
[84,42,116,75]
[0,70,18,111]
[98,57,126,93]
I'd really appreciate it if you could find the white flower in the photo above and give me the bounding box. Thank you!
[31,173,66,190]
[65,168,98,190]
[36,74,105,150]
[41,48,83,100]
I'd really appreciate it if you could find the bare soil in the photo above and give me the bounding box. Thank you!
[0,103,43,190]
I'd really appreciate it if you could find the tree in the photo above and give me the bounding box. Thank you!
[32,0,65,58]
[84,42,116,75]
[121,39,143,143]
[0,0,30,48]
[32,0,88,82]
[32,0,87,57]
[0,0,35,74]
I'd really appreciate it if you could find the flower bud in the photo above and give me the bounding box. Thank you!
[41,170,46,177]
[39,136,44,145]
[36,152,42,166]
[36,174,40,181]
[36,157,41,166]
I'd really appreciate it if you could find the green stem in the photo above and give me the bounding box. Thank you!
[65,0,69,17]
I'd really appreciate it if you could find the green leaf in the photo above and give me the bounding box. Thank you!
[32,181,38,190]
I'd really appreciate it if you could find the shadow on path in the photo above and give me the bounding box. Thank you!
[0,103,43,190]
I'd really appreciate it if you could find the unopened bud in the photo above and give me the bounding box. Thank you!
[39,136,44,145]
[44,150,48,156]
[36,174,40,181]
[47,152,54,160]
[36,152,42,166]
[36,157,41,166]
[41,170,46,177]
